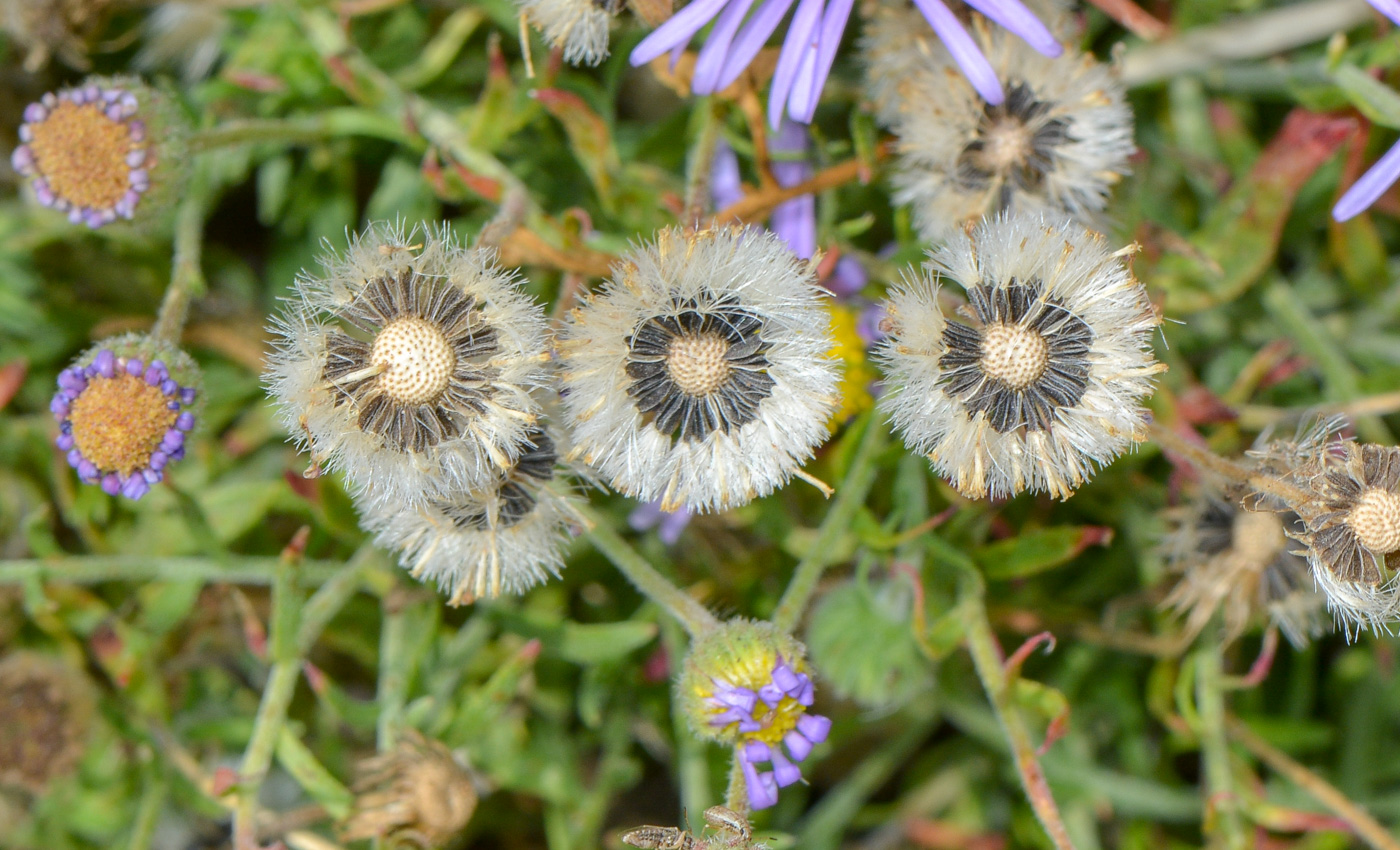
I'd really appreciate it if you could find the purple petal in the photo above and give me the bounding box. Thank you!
[1335,140,1400,221]
[177,412,195,432]
[741,758,779,810]
[179,387,196,406]
[771,661,801,693]
[788,0,855,123]
[796,713,832,744]
[658,506,693,544]
[101,474,122,495]
[796,677,814,705]
[742,740,772,762]
[55,433,74,451]
[1367,0,1400,27]
[769,747,802,787]
[712,142,745,209]
[963,0,1061,57]
[692,0,758,93]
[758,682,785,706]
[828,256,867,297]
[629,499,665,531]
[910,0,1004,104]
[631,0,733,66]
[771,194,816,258]
[94,349,116,378]
[784,42,822,124]
[767,0,825,128]
[715,0,798,91]
[784,729,814,761]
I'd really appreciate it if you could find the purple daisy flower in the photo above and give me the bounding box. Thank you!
[52,339,198,501]
[770,118,817,258]
[12,82,154,229]
[704,656,832,809]
[1335,0,1400,221]
[630,0,1061,127]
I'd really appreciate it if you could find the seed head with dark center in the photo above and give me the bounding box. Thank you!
[937,280,1092,434]
[625,296,776,443]
[322,268,501,454]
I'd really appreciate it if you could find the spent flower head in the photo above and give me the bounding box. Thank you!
[357,422,586,604]
[341,729,479,847]
[864,2,1133,242]
[12,77,187,230]
[630,0,1061,128]
[1163,494,1324,649]
[877,213,1164,500]
[265,221,550,508]
[52,333,200,501]
[0,652,96,793]
[558,226,839,513]
[517,0,621,65]
[679,620,832,810]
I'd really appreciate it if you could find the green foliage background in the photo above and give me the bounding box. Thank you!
[4,1,1400,849]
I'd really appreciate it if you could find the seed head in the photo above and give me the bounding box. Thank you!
[877,213,1163,500]
[341,729,479,847]
[516,0,619,65]
[558,226,839,513]
[264,221,550,508]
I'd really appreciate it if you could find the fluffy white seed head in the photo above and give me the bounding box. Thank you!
[877,213,1163,501]
[357,422,585,604]
[264,221,550,508]
[862,2,1133,242]
[558,226,840,513]
[517,0,618,66]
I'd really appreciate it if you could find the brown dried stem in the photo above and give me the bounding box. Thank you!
[1148,422,1313,508]
[710,143,889,225]
[1227,716,1400,850]
[1083,0,1169,40]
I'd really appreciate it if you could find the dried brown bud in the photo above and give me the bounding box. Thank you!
[341,730,479,848]
[0,651,95,793]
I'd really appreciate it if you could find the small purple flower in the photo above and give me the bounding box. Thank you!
[705,657,831,810]
[1335,1,1400,221]
[630,0,1060,127]
[629,498,693,545]
[12,82,154,229]
[52,344,198,501]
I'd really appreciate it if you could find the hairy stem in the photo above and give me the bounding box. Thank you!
[1148,422,1313,507]
[684,99,724,227]
[150,179,209,348]
[188,118,341,153]
[0,555,343,586]
[960,580,1077,850]
[771,413,885,634]
[583,508,718,637]
[1196,637,1247,850]
[1227,716,1400,850]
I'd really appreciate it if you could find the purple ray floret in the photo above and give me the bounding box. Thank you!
[1334,1,1400,221]
[707,656,832,809]
[630,0,1059,127]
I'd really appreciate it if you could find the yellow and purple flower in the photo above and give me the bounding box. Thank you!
[679,620,832,810]
[52,336,199,500]
[12,80,162,229]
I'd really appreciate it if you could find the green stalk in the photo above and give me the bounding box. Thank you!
[150,172,209,348]
[0,555,343,586]
[771,413,885,634]
[1196,637,1247,850]
[582,507,718,637]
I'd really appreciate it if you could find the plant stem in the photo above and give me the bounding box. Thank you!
[1196,637,1247,850]
[188,118,338,153]
[0,556,343,585]
[1148,422,1313,507]
[724,752,748,814]
[376,594,408,750]
[582,507,718,637]
[771,413,885,634]
[960,580,1077,850]
[150,177,209,348]
[1227,716,1400,850]
[684,99,724,227]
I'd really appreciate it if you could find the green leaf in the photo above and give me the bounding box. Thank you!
[276,727,354,819]
[974,526,1113,581]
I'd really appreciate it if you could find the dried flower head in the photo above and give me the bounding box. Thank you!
[517,0,620,65]
[265,222,550,508]
[342,729,479,848]
[1163,495,1323,649]
[51,334,200,501]
[0,651,95,793]
[358,423,585,604]
[863,3,1132,242]
[559,226,839,513]
[877,214,1163,500]
[679,620,832,810]
[135,1,232,83]
[2,0,109,70]
[11,78,186,229]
